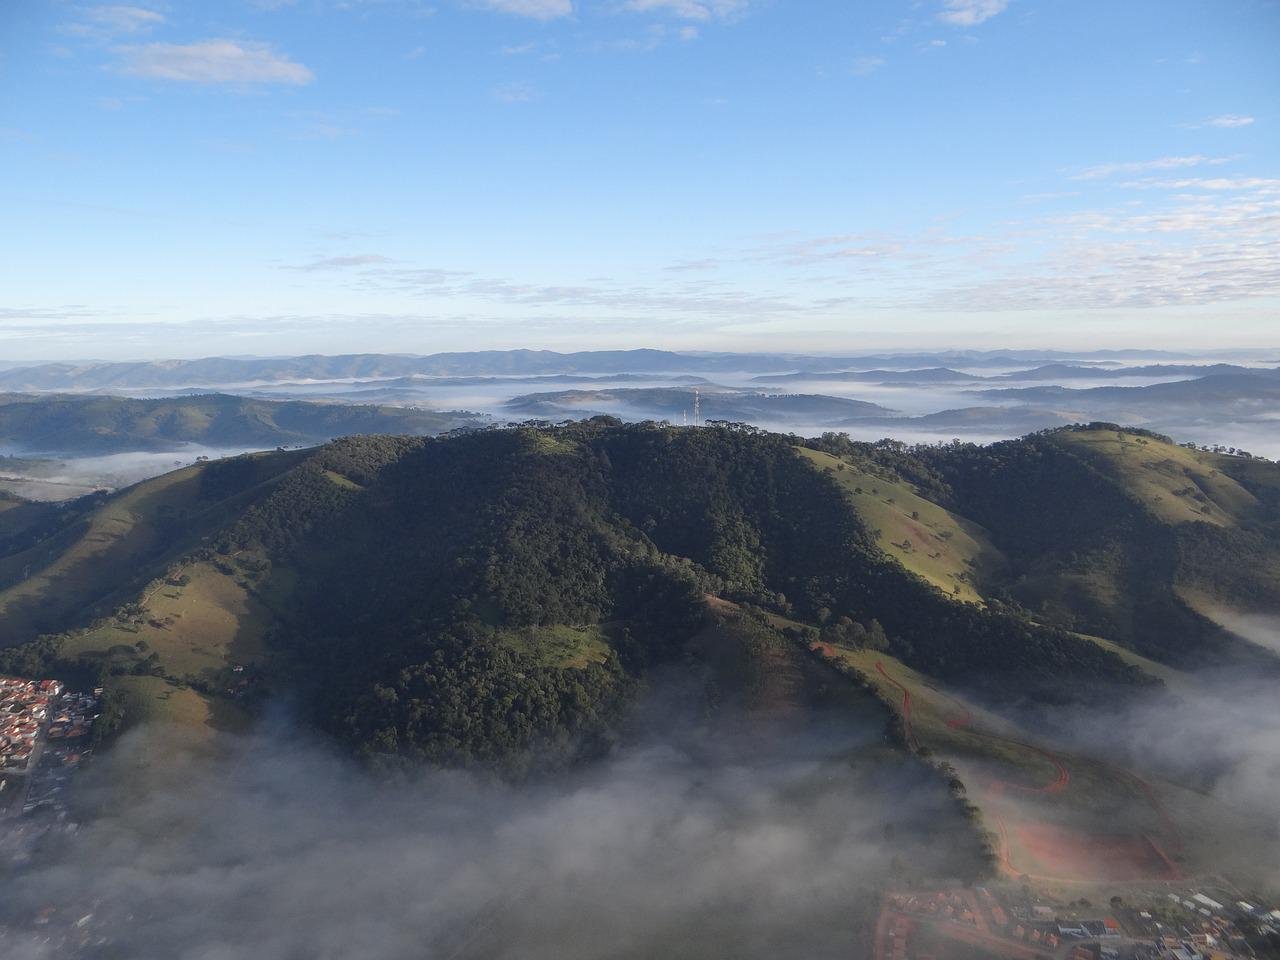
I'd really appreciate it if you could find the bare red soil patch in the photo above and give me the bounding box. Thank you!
[1012,821,1179,882]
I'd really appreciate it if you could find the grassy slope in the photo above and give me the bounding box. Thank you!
[111,674,251,735]
[0,466,206,638]
[796,447,1005,604]
[0,450,306,644]
[1049,429,1259,527]
[59,559,272,681]
[1051,430,1280,635]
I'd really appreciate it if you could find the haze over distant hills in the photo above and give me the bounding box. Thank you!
[0,348,1245,392]
[505,387,894,424]
[0,393,480,455]
[1,350,1277,500]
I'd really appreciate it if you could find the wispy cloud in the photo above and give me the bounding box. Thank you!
[493,80,539,103]
[621,0,748,22]
[1070,154,1232,181]
[473,0,574,20]
[851,56,885,77]
[1203,114,1255,128]
[1120,177,1280,193]
[664,258,721,272]
[118,39,315,86]
[287,255,395,271]
[937,0,1008,27]
[68,4,165,38]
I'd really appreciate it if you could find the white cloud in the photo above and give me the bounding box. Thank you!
[1071,154,1232,181]
[1205,114,1255,128]
[851,56,885,77]
[474,0,574,19]
[118,39,315,86]
[1121,177,1280,193]
[71,4,165,36]
[937,0,1008,27]
[287,255,395,271]
[621,0,748,22]
[493,80,539,103]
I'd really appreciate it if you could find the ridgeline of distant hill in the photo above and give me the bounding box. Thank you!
[0,393,481,455]
[0,348,1222,391]
[1,420,1276,769]
[504,386,894,423]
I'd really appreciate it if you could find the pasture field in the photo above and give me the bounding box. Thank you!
[796,448,1004,603]
[1050,429,1260,527]
[60,559,271,682]
[110,675,251,738]
[497,623,613,669]
[0,466,205,639]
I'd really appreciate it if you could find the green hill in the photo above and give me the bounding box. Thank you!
[907,424,1280,667]
[1,420,1276,768]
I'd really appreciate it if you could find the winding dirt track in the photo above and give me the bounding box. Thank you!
[877,661,1067,794]
[873,660,1184,883]
[876,661,918,750]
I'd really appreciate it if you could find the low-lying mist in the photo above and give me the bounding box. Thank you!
[0,446,264,501]
[1,684,977,960]
[1027,651,1280,891]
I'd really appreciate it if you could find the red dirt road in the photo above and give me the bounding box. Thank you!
[872,660,1182,884]
[876,660,919,750]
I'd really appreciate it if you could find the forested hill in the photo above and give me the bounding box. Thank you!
[1,420,1276,767]
[0,392,480,454]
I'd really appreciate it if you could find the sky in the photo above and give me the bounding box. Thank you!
[1,0,1277,361]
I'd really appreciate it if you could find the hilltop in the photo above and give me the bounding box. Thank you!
[504,386,893,423]
[1,420,1276,768]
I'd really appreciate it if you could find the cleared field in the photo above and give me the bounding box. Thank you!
[1051,429,1260,527]
[111,674,251,737]
[61,559,271,682]
[497,623,613,669]
[1001,821,1178,883]
[821,645,1185,884]
[796,448,1004,603]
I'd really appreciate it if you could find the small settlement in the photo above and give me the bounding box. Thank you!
[876,884,1279,960]
[1,676,99,812]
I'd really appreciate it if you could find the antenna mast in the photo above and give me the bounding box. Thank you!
[692,388,701,425]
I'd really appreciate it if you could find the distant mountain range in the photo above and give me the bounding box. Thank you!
[751,368,984,385]
[504,387,894,423]
[0,348,1224,392]
[973,369,1280,408]
[992,363,1268,381]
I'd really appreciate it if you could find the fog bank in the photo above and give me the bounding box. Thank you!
[0,696,974,960]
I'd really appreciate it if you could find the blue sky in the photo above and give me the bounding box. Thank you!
[2,0,1277,360]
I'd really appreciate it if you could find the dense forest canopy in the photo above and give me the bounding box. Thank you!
[2,420,1277,767]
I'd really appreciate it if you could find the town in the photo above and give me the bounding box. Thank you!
[876,884,1280,960]
[1,676,100,837]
